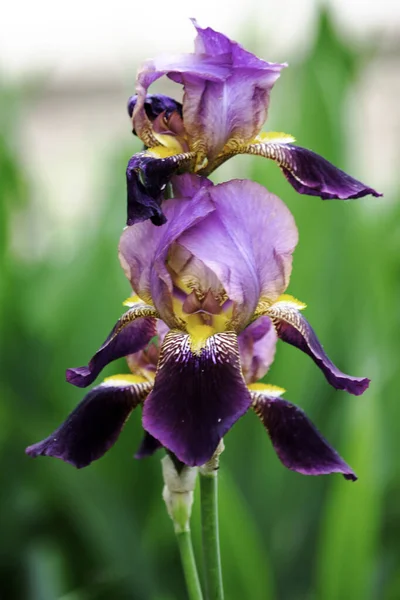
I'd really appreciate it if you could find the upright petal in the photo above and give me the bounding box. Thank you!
[238,316,278,384]
[119,175,215,324]
[265,298,370,395]
[66,305,158,388]
[178,179,298,326]
[26,375,152,468]
[142,330,252,466]
[243,139,382,200]
[251,385,356,480]
[132,21,285,160]
[133,52,230,147]
[185,21,286,160]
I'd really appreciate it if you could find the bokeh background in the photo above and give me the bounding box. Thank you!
[1,1,399,598]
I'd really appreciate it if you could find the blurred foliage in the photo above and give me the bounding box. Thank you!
[0,10,399,600]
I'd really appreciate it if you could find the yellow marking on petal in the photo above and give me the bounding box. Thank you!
[275,294,307,310]
[151,133,185,155]
[187,320,215,354]
[251,298,273,320]
[253,131,296,144]
[171,295,192,326]
[248,383,286,396]
[123,295,142,307]
[104,374,149,386]
[174,276,193,296]
[194,154,209,173]
[211,312,231,334]
[146,145,178,159]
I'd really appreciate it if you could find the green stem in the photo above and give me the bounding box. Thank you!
[200,470,224,600]
[161,456,204,600]
[176,530,204,600]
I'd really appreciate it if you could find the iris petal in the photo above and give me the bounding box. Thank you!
[177,179,298,325]
[238,316,278,384]
[126,150,196,226]
[134,431,162,459]
[133,21,285,162]
[66,305,158,388]
[142,330,252,466]
[26,377,152,468]
[244,141,382,200]
[120,175,215,326]
[127,93,183,123]
[251,387,356,480]
[265,300,369,395]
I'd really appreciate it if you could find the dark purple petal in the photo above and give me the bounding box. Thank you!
[238,316,278,384]
[142,330,251,466]
[134,431,162,459]
[252,390,356,480]
[267,302,369,395]
[246,141,382,200]
[26,377,152,468]
[126,320,168,376]
[66,305,157,388]
[126,151,195,226]
[127,93,183,122]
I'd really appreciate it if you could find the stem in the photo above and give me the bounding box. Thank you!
[199,447,224,600]
[176,530,204,600]
[161,455,204,600]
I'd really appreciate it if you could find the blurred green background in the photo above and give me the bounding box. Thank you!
[1,9,399,600]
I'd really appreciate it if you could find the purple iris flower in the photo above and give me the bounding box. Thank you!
[126,20,381,225]
[27,175,367,478]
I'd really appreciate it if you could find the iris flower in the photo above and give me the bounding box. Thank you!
[27,175,367,478]
[126,20,381,225]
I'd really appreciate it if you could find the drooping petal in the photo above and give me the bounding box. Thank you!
[177,179,298,326]
[126,150,196,226]
[265,298,369,395]
[119,175,215,325]
[238,316,278,384]
[126,320,168,378]
[142,330,252,466]
[250,385,356,480]
[243,139,382,200]
[26,375,152,468]
[66,305,158,388]
[134,431,162,459]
